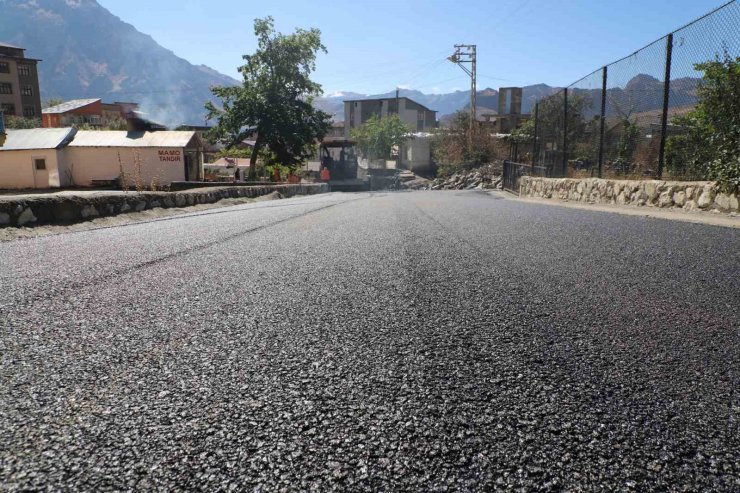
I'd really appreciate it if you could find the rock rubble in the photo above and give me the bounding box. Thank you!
[430,164,503,191]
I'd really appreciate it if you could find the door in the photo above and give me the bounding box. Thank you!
[32,156,49,188]
[184,150,201,182]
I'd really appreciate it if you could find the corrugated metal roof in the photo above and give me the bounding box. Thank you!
[0,42,22,49]
[0,128,77,151]
[42,99,100,114]
[69,131,199,148]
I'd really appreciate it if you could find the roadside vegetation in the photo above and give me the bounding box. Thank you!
[431,111,506,177]
[666,52,740,193]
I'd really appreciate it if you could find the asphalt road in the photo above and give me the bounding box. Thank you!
[1,191,738,491]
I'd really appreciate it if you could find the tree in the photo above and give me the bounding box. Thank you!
[536,92,591,150]
[4,115,41,129]
[509,118,534,144]
[43,98,64,109]
[351,114,410,161]
[206,17,331,179]
[666,52,740,192]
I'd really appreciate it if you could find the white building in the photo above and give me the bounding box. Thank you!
[66,131,203,187]
[0,128,76,189]
[0,129,203,189]
[399,133,433,172]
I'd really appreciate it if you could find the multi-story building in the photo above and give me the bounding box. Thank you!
[343,96,437,138]
[42,99,139,128]
[0,42,42,121]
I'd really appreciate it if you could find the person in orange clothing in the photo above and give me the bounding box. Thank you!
[320,166,330,182]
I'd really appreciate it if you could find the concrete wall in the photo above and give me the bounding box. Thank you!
[63,146,188,187]
[399,136,432,172]
[0,149,63,189]
[518,177,739,214]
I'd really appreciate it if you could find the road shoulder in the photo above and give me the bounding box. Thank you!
[499,192,740,229]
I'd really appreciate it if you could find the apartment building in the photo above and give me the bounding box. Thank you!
[343,96,437,138]
[0,42,42,121]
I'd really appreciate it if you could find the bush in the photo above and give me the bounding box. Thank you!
[432,112,503,177]
[665,52,740,192]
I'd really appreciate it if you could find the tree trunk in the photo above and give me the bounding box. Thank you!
[249,134,262,181]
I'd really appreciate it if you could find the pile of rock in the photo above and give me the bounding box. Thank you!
[429,164,503,191]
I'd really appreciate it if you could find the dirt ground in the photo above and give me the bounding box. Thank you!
[0,191,284,242]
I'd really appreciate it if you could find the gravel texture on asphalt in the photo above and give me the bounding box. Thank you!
[1,190,738,491]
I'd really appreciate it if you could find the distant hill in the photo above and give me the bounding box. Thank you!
[314,85,562,122]
[0,0,239,126]
[0,1,701,128]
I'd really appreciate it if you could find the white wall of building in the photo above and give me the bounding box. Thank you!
[63,147,187,187]
[400,136,432,172]
[0,149,63,189]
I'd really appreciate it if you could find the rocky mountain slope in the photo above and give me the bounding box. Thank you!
[0,0,239,126]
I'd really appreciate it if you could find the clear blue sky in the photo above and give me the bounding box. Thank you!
[99,0,729,95]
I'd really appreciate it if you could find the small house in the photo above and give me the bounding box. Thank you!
[0,127,76,188]
[65,130,204,187]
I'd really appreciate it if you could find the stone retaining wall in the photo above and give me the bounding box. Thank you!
[0,183,328,228]
[518,177,739,214]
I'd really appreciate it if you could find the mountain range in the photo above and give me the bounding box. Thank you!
[0,1,701,127]
[0,0,239,126]
[314,85,559,122]
[0,0,562,126]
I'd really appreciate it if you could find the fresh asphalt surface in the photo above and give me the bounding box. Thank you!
[1,190,738,491]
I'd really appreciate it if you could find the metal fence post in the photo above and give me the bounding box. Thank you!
[562,88,568,177]
[658,33,674,179]
[533,102,539,165]
[598,66,607,179]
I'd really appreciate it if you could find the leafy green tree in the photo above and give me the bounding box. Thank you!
[351,114,411,161]
[536,92,591,149]
[509,118,534,143]
[666,52,740,192]
[616,119,639,162]
[206,17,331,179]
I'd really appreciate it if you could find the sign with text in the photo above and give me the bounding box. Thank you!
[158,150,181,162]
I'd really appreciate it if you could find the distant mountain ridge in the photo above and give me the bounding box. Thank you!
[0,1,702,127]
[0,0,239,126]
[313,84,561,121]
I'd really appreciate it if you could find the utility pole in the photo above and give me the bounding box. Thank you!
[448,44,477,144]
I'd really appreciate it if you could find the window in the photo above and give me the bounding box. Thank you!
[34,158,46,171]
[23,106,36,118]
[1,103,15,116]
[17,65,31,77]
[0,82,12,95]
[0,62,9,74]
[21,85,33,97]
[417,110,425,132]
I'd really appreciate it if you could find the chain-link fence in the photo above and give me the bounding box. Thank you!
[531,0,740,180]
